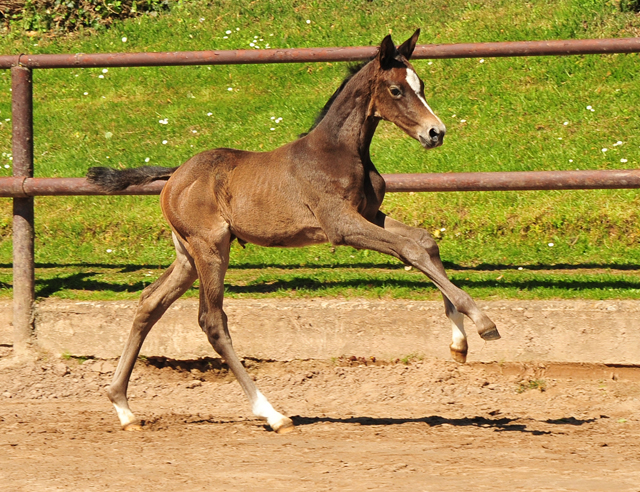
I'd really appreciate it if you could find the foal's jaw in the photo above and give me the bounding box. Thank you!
[383,97,447,150]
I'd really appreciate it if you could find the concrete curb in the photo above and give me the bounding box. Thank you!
[0,298,639,364]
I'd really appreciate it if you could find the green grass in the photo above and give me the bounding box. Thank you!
[0,0,640,301]
[2,254,640,301]
[517,379,547,393]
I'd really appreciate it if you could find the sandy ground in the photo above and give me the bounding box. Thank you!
[1,347,640,491]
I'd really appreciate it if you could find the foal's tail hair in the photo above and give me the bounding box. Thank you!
[86,166,179,192]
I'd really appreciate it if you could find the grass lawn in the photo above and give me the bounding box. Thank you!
[0,0,639,301]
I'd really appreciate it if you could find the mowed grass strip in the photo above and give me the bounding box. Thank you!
[0,0,639,300]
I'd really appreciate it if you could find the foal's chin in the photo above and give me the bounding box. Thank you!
[418,135,444,149]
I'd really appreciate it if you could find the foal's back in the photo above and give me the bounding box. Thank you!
[161,137,338,248]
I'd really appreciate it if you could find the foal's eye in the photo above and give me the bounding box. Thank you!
[389,86,402,98]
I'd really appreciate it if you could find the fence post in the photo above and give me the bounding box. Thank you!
[11,65,35,356]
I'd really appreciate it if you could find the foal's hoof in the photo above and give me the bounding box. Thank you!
[479,325,501,341]
[449,345,468,364]
[123,422,143,432]
[271,417,295,434]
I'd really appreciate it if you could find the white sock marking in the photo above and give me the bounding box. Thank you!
[450,309,467,351]
[113,402,137,427]
[252,390,288,428]
[406,69,443,126]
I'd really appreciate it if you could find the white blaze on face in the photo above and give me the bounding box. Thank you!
[406,69,443,125]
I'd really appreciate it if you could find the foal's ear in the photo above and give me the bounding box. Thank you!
[397,29,420,60]
[378,34,397,70]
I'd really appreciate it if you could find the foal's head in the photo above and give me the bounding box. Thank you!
[371,30,446,149]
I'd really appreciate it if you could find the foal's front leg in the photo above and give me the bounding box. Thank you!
[378,213,470,362]
[320,207,499,343]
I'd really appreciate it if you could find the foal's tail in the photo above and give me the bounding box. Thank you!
[86,166,179,192]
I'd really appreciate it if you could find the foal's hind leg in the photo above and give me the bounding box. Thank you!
[188,231,294,434]
[377,214,471,362]
[108,233,197,430]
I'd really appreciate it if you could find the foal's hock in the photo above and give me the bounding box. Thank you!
[87,30,500,433]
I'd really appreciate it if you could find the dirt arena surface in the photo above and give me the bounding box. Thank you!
[1,348,640,491]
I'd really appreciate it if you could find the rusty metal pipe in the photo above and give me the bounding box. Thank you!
[382,169,640,192]
[11,66,35,356]
[2,37,639,69]
[2,170,640,197]
[411,37,640,59]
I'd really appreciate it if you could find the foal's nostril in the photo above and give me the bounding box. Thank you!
[420,125,446,148]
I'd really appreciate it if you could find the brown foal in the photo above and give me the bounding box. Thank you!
[87,30,500,433]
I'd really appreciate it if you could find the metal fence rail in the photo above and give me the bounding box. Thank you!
[2,37,640,69]
[3,169,640,197]
[2,37,640,353]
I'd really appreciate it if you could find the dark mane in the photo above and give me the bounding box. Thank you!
[299,61,370,137]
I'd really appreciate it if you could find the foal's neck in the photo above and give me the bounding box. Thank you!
[311,63,379,161]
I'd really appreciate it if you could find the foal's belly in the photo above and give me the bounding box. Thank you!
[231,220,329,248]
[227,196,329,248]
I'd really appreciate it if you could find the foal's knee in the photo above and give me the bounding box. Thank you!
[416,230,440,258]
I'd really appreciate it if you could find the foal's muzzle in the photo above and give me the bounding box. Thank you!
[419,124,446,149]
